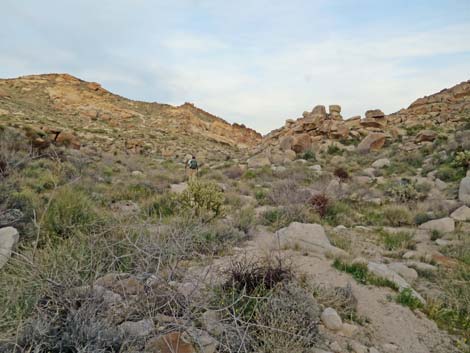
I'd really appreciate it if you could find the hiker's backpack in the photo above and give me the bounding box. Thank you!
[189,159,198,169]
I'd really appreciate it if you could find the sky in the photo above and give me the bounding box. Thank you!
[1,0,470,134]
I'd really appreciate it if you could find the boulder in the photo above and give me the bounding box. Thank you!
[276,222,347,257]
[357,133,386,153]
[415,129,437,143]
[371,158,390,169]
[419,217,455,233]
[365,109,385,119]
[388,263,418,283]
[450,205,470,221]
[459,176,470,204]
[367,262,425,304]
[283,149,297,162]
[55,131,81,149]
[118,319,154,337]
[279,135,294,151]
[247,154,271,168]
[291,134,312,153]
[312,105,327,118]
[321,307,343,331]
[329,105,341,114]
[0,227,19,269]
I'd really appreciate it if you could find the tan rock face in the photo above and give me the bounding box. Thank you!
[357,133,387,153]
[291,133,312,153]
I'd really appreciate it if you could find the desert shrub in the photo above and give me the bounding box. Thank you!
[334,167,349,181]
[436,164,463,182]
[254,188,268,204]
[377,229,415,251]
[262,205,320,231]
[301,149,316,161]
[142,192,178,218]
[231,207,256,234]
[17,288,125,353]
[385,180,419,202]
[177,179,224,220]
[309,193,329,218]
[324,200,357,227]
[395,288,423,310]
[312,283,360,322]
[43,187,98,238]
[414,213,432,225]
[327,144,343,155]
[452,150,470,170]
[211,258,321,353]
[382,205,413,226]
[266,179,309,206]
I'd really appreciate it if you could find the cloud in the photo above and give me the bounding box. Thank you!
[1,1,469,134]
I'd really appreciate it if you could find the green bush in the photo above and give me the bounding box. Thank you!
[44,187,98,238]
[301,149,316,161]
[327,144,343,155]
[382,205,413,226]
[436,164,463,182]
[177,180,224,220]
[377,229,415,251]
[396,288,423,310]
[143,192,178,218]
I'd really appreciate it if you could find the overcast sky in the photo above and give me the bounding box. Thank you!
[1,0,470,134]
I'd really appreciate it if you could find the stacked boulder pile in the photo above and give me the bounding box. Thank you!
[252,104,390,165]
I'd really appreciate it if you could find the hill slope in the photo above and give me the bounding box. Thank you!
[0,73,261,161]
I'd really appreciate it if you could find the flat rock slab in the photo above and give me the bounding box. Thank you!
[276,222,348,258]
[418,217,455,233]
[0,227,19,269]
[450,205,470,221]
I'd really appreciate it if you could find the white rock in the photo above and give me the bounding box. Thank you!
[118,319,154,337]
[339,322,358,337]
[369,348,381,353]
[131,170,144,177]
[329,341,342,353]
[351,341,368,353]
[418,217,455,233]
[0,227,19,269]
[309,164,322,171]
[434,178,447,191]
[321,307,343,331]
[367,262,425,304]
[388,263,418,282]
[435,239,451,246]
[372,158,391,168]
[276,222,348,257]
[247,154,271,168]
[459,176,470,204]
[450,205,470,221]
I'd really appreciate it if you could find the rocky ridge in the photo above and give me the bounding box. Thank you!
[0,73,261,161]
[256,80,470,162]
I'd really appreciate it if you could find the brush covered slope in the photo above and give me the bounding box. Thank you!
[0,73,261,161]
[1,78,470,353]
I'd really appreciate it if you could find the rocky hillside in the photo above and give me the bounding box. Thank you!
[255,80,470,165]
[0,74,261,161]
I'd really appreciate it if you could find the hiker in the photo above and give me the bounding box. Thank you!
[186,155,199,180]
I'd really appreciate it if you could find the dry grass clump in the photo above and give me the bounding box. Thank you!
[312,283,359,322]
[266,179,310,206]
